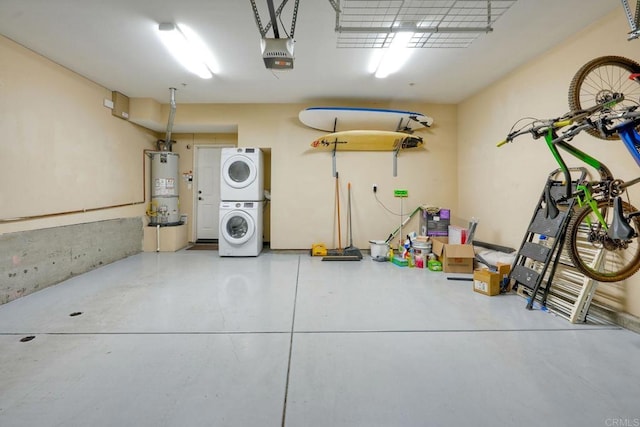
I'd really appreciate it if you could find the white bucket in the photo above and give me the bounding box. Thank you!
[413,241,432,255]
[369,240,389,258]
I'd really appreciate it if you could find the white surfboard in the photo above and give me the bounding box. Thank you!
[299,107,434,132]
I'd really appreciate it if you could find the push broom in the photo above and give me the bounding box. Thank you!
[322,173,361,261]
[342,182,363,259]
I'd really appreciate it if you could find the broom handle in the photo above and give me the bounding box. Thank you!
[348,182,353,246]
[336,172,342,250]
[388,206,421,241]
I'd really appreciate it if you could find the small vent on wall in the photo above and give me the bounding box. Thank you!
[112,91,130,120]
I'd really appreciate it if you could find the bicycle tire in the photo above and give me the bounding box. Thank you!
[566,198,640,282]
[568,55,640,140]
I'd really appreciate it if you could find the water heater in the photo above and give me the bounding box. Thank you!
[148,151,181,225]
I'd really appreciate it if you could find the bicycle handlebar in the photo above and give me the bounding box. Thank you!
[498,94,626,147]
[595,108,640,135]
[497,118,575,147]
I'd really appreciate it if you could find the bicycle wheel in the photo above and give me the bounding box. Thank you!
[566,198,640,282]
[568,56,640,140]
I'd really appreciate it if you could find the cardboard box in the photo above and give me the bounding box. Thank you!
[495,262,512,292]
[432,239,475,273]
[420,208,451,237]
[473,269,501,296]
[431,236,448,244]
[496,262,511,277]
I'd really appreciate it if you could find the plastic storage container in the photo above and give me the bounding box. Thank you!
[369,240,389,259]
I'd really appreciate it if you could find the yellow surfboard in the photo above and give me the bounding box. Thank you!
[310,130,423,151]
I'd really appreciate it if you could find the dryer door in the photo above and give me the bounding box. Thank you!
[220,210,255,245]
[222,154,257,189]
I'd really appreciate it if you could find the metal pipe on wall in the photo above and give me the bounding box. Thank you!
[164,87,176,151]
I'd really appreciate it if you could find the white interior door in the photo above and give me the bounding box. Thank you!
[195,147,222,240]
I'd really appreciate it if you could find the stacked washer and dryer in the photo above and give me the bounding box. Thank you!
[218,148,264,256]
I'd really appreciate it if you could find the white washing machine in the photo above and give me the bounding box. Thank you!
[220,147,264,201]
[219,201,263,257]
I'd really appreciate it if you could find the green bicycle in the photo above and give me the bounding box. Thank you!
[499,101,640,282]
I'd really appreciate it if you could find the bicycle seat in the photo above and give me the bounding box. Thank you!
[607,197,635,240]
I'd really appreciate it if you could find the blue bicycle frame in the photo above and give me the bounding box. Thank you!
[617,121,640,167]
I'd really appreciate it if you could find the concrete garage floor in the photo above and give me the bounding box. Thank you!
[0,251,639,426]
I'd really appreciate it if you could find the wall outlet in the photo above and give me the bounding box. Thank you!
[372,184,377,193]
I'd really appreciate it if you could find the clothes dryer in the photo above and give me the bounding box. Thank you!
[218,201,263,256]
[220,147,264,201]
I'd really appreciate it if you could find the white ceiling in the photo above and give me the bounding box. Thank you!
[0,0,621,105]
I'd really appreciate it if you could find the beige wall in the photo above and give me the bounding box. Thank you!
[0,36,156,234]
[134,102,458,250]
[0,33,457,250]
[179,103,458,250]
[458,10,640,316]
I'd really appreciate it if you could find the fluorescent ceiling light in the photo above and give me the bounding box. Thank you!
[371,32,414,79]
[158,23,218,79]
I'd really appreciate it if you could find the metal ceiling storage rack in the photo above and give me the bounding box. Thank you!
[328,0,518,48]
[510,168,623,324]
[621,0,640,40]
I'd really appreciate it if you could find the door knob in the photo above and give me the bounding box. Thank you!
[198,190,202,194]
[198,197,203,201]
